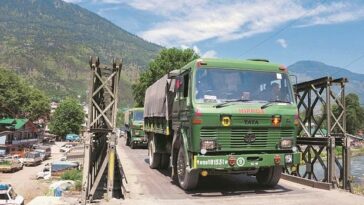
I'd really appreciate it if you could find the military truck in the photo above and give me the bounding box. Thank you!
[124,108,147,148]
[144,58,301,190]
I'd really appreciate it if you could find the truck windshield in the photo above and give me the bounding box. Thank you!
[133,111,143,121]
[195,68,294,104]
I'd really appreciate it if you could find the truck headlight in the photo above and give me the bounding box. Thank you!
[280,138,293,149]
[201,139,216,150]
[285,154,293,163]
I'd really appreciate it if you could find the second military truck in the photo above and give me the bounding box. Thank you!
[144,58,301,190]
[124,108,147,148]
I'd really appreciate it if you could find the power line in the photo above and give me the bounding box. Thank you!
[343,53,364,68]
[327,53,364,77]
[241,0,327,57]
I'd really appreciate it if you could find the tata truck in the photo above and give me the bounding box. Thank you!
[144,58,301,190]
[124,108,147,148]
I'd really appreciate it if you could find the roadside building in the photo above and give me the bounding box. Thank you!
[0,118,39,156]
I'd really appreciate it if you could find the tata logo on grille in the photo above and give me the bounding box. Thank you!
[244,133,256,144]
[244,119,258,125]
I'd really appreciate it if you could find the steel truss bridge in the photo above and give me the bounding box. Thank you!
[81,58,353,203]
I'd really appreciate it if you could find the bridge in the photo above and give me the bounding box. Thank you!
[80,58,363,204]
[112,137,363,205]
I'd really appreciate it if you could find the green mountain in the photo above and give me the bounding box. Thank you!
[289,61,364,103]
[0,0,162,105]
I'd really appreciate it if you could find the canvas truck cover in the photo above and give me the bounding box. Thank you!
[144,74,176,119]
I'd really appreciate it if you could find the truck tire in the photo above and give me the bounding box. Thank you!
[125,132,131,146]
[130,142,136,149]
[148,138,161,169]
[160,154,170,169]
[256,165,282,187]
[177,147,199,190]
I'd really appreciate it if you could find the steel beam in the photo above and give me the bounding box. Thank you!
[81,57,122,204]
[285,76,351,190]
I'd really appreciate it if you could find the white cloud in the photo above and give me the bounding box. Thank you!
[192,45,200,55]
[298,8,364,27]
[202,50,217,58]
[180,44,189,50]
[180,45,217,58]
[68,1,364,46]
[276,39,288,48]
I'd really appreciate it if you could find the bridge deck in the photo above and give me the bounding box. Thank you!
[114,137,363,205]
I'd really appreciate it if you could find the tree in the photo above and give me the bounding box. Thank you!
[49,98,84,138]
[333,93,364,134]
[132,48,200,106]
[0,68,50,120]
[116,109,125,128]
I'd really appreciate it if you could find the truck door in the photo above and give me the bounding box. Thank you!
[173,70,192,147]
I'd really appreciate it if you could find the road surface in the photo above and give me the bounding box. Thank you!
[115,137,364,205]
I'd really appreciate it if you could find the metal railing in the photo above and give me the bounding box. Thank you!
[285,76,351,190]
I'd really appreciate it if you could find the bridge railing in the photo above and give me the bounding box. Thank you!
[284,76,351,190]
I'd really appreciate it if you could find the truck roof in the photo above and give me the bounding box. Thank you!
[180,58,284,73]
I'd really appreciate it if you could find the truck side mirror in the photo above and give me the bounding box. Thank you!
[289,74,298,85]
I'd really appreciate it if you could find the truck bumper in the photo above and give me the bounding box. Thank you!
[131,137,148,145]
[192,152,301,169]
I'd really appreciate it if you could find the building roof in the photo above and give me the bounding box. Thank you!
[0,118,29,130]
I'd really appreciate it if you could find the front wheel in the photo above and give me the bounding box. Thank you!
[256,165,282,187]
[130,142,136,149]
[148,138,161,169]
[160,154,170,169]
[176,147,199,190]
[125,132,130,146]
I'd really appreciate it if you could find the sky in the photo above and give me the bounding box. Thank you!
[64,0,364,74]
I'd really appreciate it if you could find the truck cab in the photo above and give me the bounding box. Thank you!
[144,58,301,190]
[0,184,24,205]
[124,108,147,149]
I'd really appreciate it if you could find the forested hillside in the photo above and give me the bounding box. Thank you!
[0,0,161,105]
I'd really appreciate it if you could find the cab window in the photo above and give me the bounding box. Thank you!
[183,74,189,98]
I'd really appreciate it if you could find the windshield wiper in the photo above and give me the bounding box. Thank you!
[214,99,253,108]
[261,100,291,109]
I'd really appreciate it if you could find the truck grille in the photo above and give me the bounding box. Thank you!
[200,127,295,150]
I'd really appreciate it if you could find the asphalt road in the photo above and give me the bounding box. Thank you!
[115,137,364,205]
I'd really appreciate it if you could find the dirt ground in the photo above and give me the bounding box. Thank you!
[0,142,66,203]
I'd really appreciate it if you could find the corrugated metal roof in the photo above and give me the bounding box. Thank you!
[0,118,28,130]
[0,118,16,125]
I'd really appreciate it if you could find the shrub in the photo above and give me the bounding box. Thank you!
[60,169,82,181]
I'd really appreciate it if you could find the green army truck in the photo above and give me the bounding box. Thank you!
[124,108,147,149]
[144,58,301,190]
